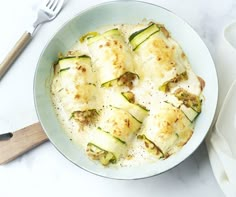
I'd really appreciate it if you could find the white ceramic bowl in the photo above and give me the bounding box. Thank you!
[34,1,218,179]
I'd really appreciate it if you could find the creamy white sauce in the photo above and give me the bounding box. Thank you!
[51,22,202,167]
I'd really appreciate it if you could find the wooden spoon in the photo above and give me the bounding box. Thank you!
[0,122,48,165]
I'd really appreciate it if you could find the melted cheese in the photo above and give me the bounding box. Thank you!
[98,106,141,143]
[59,57,96,85]
[87,29,137,84]
[52,57,100,113]
[134,26,188,87]
[51,22,203,167]
[141,102,193,156]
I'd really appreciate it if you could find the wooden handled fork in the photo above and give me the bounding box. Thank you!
[0,0,64,79]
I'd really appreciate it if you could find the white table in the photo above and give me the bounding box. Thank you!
[0,0,235,196]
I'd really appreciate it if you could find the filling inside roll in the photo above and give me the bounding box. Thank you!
[87,128,126,166]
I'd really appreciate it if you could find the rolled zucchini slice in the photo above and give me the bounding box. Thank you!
[139,102,193,158]
[86,28,137,87]
[87,128,126,165]
[57,55,90,69]
[129,23,188,89]
[108,92,148,123]
[86,28,121,45]
[51,56,99,114]
[87,143,116,166]
[129,23,161,50]
[98,106,142,143]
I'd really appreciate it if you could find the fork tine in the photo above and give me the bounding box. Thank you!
[53,0,64,14]
[45,0,51,6]
[51,0,59,11]
[47,0,56,8]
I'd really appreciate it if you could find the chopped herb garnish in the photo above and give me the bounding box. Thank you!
[59,67,70,72]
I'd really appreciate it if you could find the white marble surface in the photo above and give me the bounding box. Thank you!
[0,0,236,196]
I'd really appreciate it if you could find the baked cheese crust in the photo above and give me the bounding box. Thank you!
[51,22,204,166]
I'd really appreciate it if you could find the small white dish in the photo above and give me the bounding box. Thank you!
[215,80,236,157]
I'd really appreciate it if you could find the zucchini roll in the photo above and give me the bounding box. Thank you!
[129,23,188,91]
[51,56,100,125]
[56,56,95,85]
[98,106,141,143]
[85,29,138,88]
[87,106,141,165]
[87,128,126,166]
[139,102,193,158]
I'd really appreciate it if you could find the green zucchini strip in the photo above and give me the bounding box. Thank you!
[121,91,148,112]
[54,56,98,114]
[87,28,120,45]
[87,127,127,165]
[80,32,100,42]
[158,71,188,92]
[58,56,92,76]
[129,23,161,50]
[174,88,202,112]
[101,72,139,88]
[137,134,164,158]
[121,91,135,103]
[55,55,90,66]
[129,23,188,90]
[86,143,116,166]
[180,104,199,122]
[110,93,148,123]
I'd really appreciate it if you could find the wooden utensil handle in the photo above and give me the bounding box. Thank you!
[0,31,32,79]
[0,122,48,165]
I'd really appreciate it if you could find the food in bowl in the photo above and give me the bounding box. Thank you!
[51,21,205,166]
